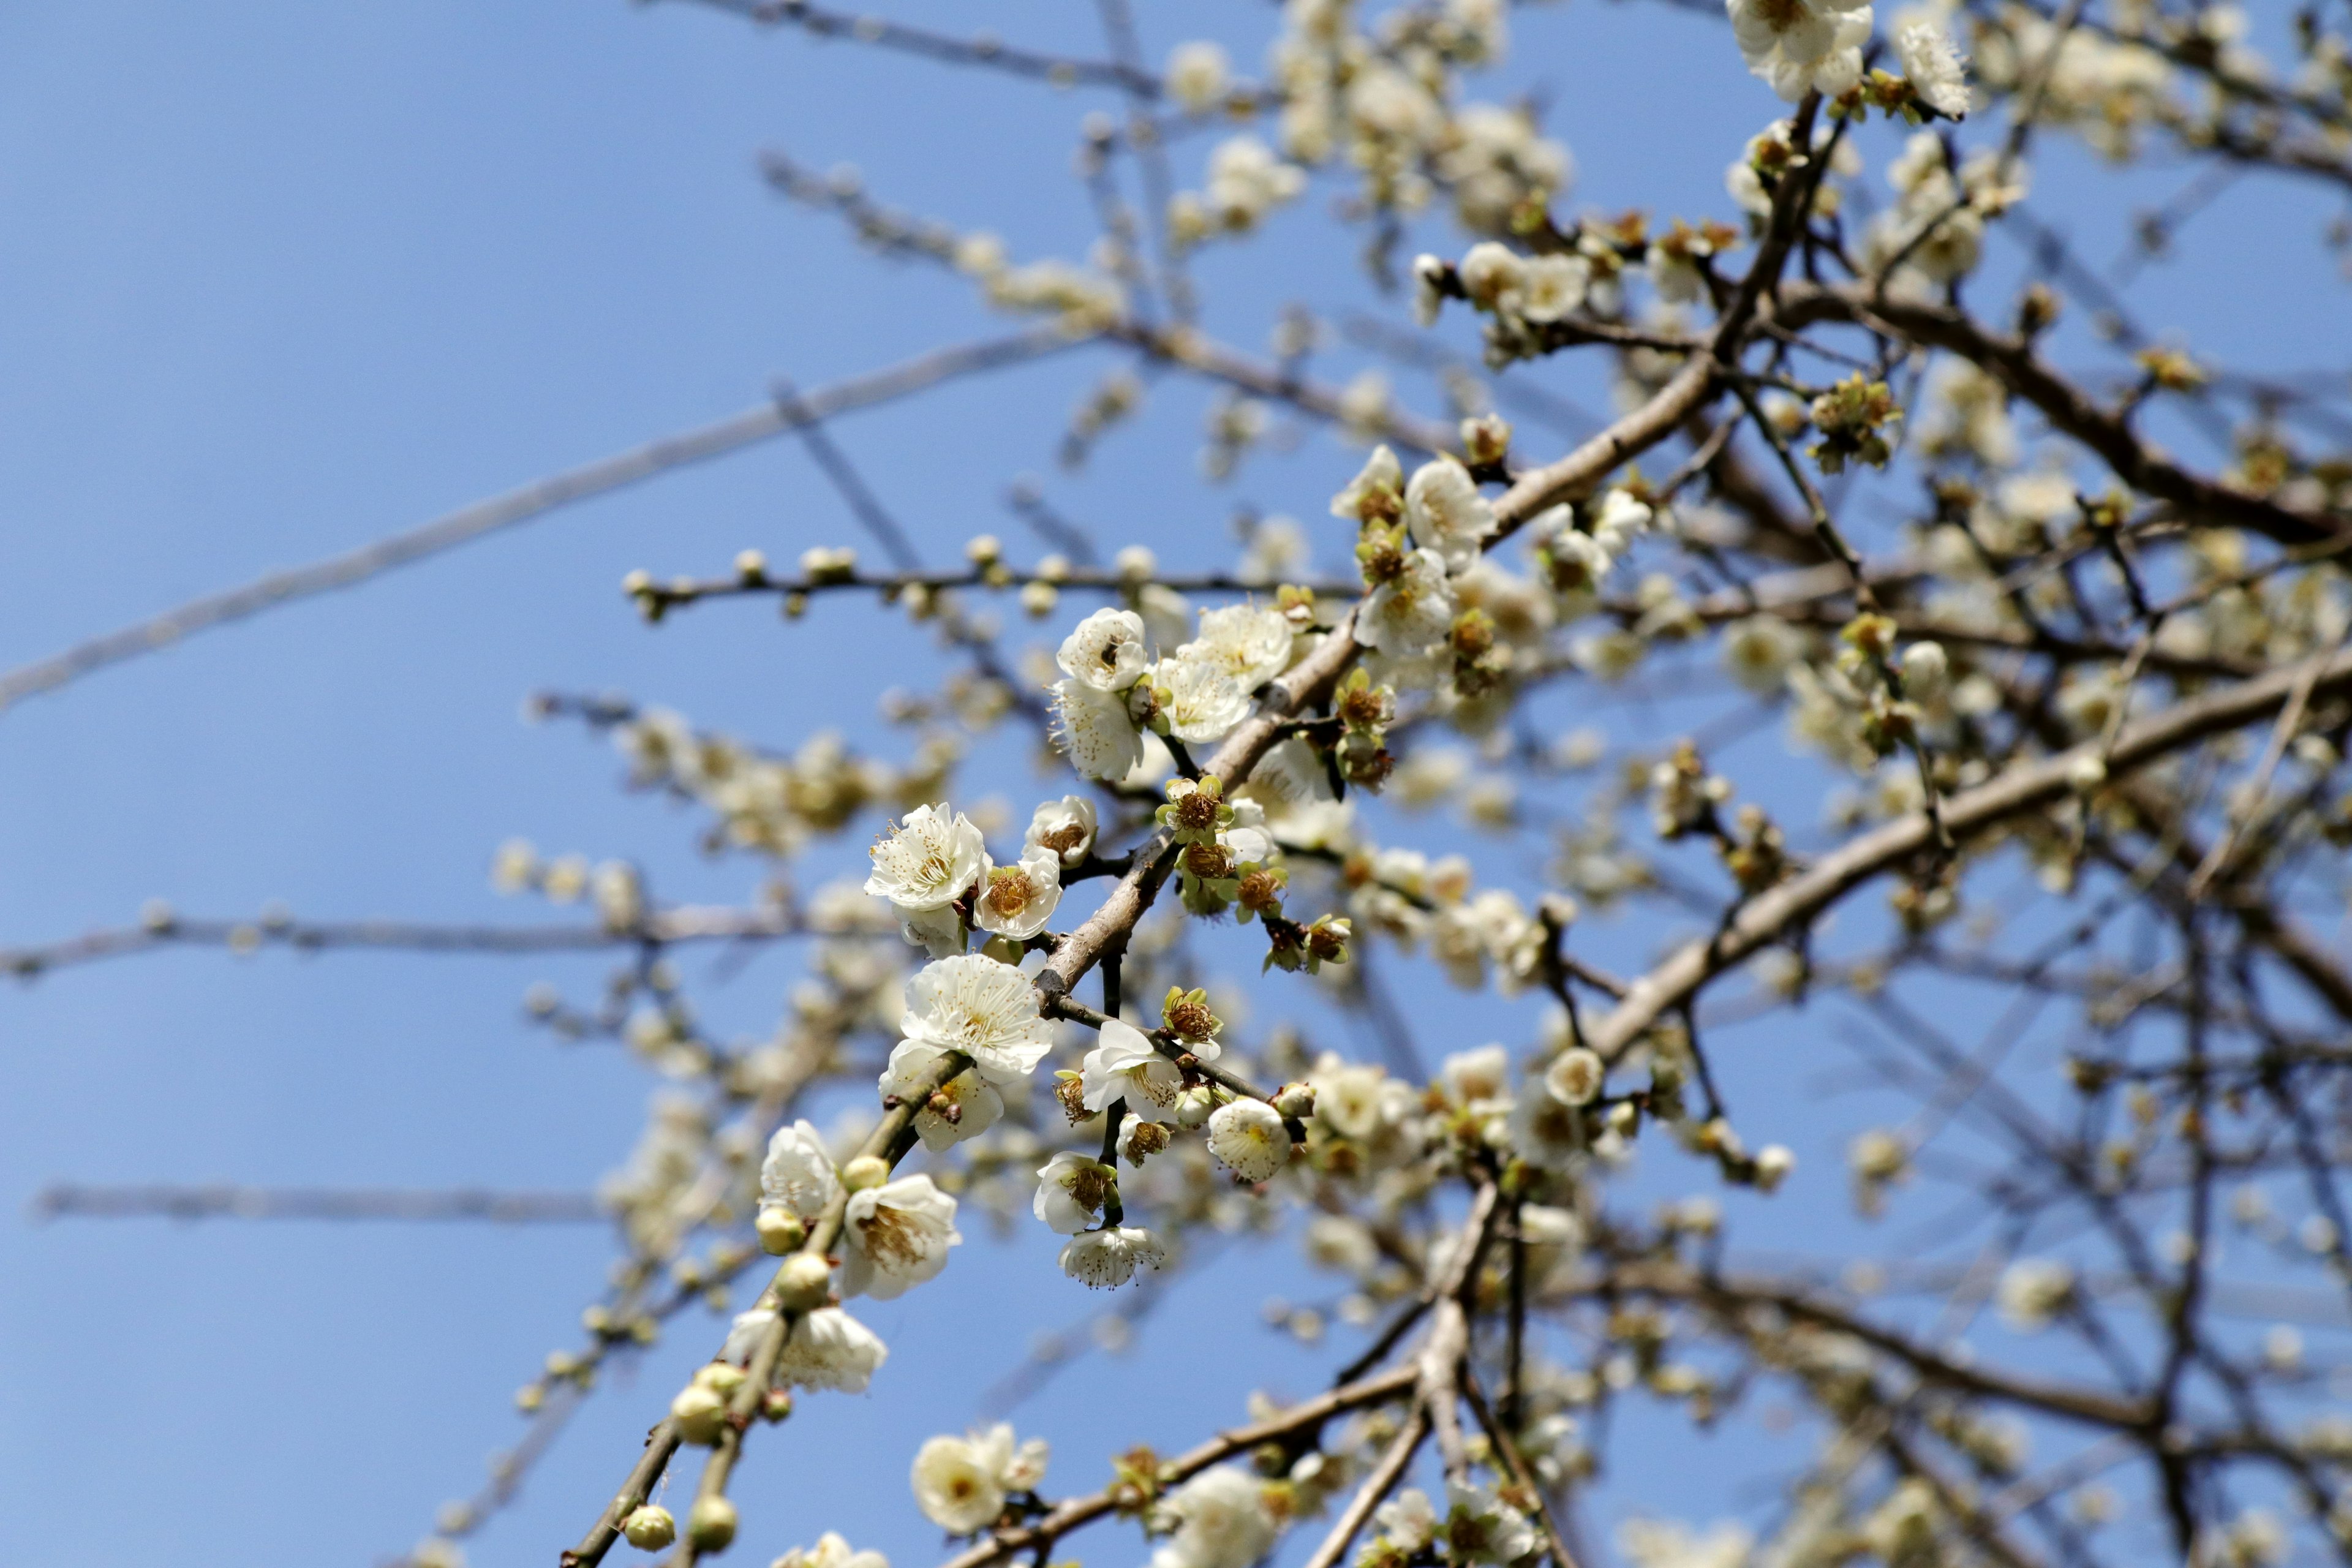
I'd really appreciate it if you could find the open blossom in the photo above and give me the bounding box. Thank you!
[973,846,1062,941]
[1404,456,1497,571]
[1082,1017,1187,1121]
[1895,20,1970,118]
[911,1424,1050,1534]
[1441,1480,1540,1564]
[865,804,986,911]
[1035,1151,1117,1234]
[1053,679,1147,782]
[1997,1259,2076,1332]
[761,1307,891,1394]
[1357,548,1456,655]
[1023,795,1098,868]
[881,1039,1005,1152]
[760,1120,841,1220]
[899,953,1055,1084]
[1545,1047,1605,1105]
[1331,445,1404,524]
[1150,1467,1277,1568]
[1513,253,1591,323]
[1727,0,1872,101]
[1206,1097,1291,1182]
[1057,607,1152,692]
[1164,40,1228,114]
[773,1534,889,1568]
[1155,657,1254,744]
[1060,1225,1167,1288]
[842,1174,962,1299]
[1375,1490,1439,1553]
[1179,603,1295,692]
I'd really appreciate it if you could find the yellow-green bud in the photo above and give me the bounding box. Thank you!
[755,1205,805,1256]
[669,1382,727,1445]
[840,1155,891,1191]
[623,1505,676,1550]
[688,1496,739,1551]
[775,1252,834,1311]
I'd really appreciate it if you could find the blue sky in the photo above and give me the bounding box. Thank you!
[3,3,2347,1566]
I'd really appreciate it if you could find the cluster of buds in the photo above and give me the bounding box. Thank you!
[1332,668,1398,791]
[1648,741,1733,841]
[1262,911,1353,976]
[1808,374,1903,475]
[1835,614,1924,758]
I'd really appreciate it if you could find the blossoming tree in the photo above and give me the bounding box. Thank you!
[17,2,2352,1567]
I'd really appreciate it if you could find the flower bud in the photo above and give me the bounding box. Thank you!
[840,1155,891,1191]
[669,1382,727,1445]
[760,1388,794,1423]
[1273,1082,1317,1120]
[733,549,767,582]
[1175,1087,1218,1128]
[623,1505,676,1550]
[775,1252,835,1311]
[695,1362,747,1396]
[755,1205,806,1256]
[688,1495,739,1551]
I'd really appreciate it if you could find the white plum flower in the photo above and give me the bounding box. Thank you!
[1591,489,1653,555]
[772,1532,889,1568]
[1165,40,1229,114]
[899,901,968,959]
[1509,1087,1586,1172]
[1457,241,1526,310]
[1057,607,1152,692]
[772,1307,889,1393]
[1895,20,1971,118]
[899,953,1055,1085]
[760,1120,841,1220]
[1357,548,1457,656]
[1441,1480,1539,1564]
[1034,1152,1117,1234]
[841,1173,962,1300]
[1997,1259,2076,1332]
[1059,1226,1167,1288]
[1375,1490,1439,1553]
[1054,678,1147,782]
[1206,1097,1291,1182]
[865,804,986,912]
[911,1423,1052,1535]
[880,1039,1006,1152]
[973,846,1063,941]
[1545,1047,1605,1106]
[1179,603,1295,692]
[1155,657,1254,744]
[1727,0,1872,101]
[1080,1017,1186,1121]
[1023,795,1098,868]
[1404,456,1498,571]
[1513,253,1592,323]
[1332,445,1404,524]
[1149,1467,1276,1568]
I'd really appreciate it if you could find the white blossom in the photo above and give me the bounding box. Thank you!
[1081,1017,1187,1121]
[1059,1225,1167,1288]
[772,1532,889,1568]
[1033,1150,1117,1235]
[911,1423,1050,1533]
[1057,608,1152,693]
[1155,657,1254,744]
[1404,456,1498,571]
[1458,241,1526,310]
[1206,1096,1291,1182]
[1165,40,1229,115]
[1727,0,1872,101]
[865,804,986,912]
[1997,1259,2076,1332]
[772,1307,889,1394]
[1513,253,1591,323]
[1179,603,1295,692]
[1357,548,1457,656]
[880,1039,1006,1152]
[759,1119,841,1220]
[1545,1047,1605,1105]
[1895,20,1971,119]
[1376,1490,1439,1553]
[1023,795,1098,868]
[973,845,1063,941]
[899,953,1055,1085]
[1150,1467,1276,1568]
[1331,445,1404,522]
[1054,678,1147,782]
[1440,1480,1539,1564]
[841,1173,962,1299]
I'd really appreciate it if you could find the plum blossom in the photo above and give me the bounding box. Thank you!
[1727,0,1872,101]
[1404,456,1498,570]
[1060,1226,1167,1288]
[911,1424,1050,1534]
[1357,548,1457,656]
[973,845,1062,941]
[1206,1097,1291,1182]
[1057,608,1152,692]
[1033,1150,1117,1235]
[841,1174,962,1300]
[880,1039,1005,1152]
[899,953,1055,1085]
[1179,603,1295,692]
[1081,1017,1186,1122]
[1150,1467,1277,1568]
[1023,795,1098,868]
[759,1120,841,1221]
[865,804,986,911]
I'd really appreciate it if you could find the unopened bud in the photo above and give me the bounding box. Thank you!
[734,549,768,582]
[1273,1082,1317,1120]
[669,1382,727,1445]
[775,1253,834,1311]
[840,1155,891,1191]
[688,1495,739,1551]
[694,1362,747,1396]
[761,1388,794,1423]
[1175,1087,1217,1128]
[623,1506,677,1550]
[755,1205,806,1256]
